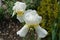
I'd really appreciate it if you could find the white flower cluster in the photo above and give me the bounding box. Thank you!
[12,1,48,38]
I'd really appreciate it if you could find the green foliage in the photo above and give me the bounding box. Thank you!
[58,1,60,40]
[0,0,17,22]
[22,0,41,10]
[0,8,4,14]
[4,0,14,15]
[37,0,58,40]
[4,0,17,19]
[0,7,4,21]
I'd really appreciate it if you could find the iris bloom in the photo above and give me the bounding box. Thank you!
[17,10,48,38]
[12,1,26,22]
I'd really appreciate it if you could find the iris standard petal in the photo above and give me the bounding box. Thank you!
[24,10,42,25]
[13,1,26,12]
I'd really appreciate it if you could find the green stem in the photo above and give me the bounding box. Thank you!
[23,37,26,40]
[30,28,35,40]
[37,37,41,40]
[51,21,58,40]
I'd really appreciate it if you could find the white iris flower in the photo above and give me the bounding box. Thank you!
[12,1,26,22]
[17,10,48,38]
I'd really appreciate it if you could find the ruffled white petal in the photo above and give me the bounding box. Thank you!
[17,16,24,23]
[24,9,34,14]
[13,1,26,12]
[34,25,48,38]
[17,25,29,37]
[24,10,42,25]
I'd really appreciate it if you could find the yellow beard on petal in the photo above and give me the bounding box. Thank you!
[33,24,39,27]
[25,24,39,31]
[26,24,39,28]
[17,11,24,16]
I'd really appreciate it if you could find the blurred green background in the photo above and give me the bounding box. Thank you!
[0,0,59,40]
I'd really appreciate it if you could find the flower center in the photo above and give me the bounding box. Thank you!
[26,24,39,28]
[17,11,24,16]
